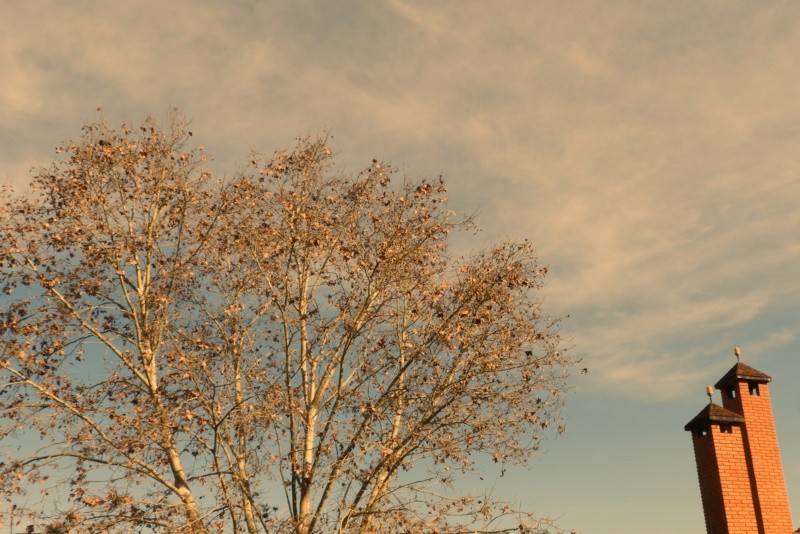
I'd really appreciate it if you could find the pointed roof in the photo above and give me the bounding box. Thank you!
[684,402,745,432]
[714,362,771,389]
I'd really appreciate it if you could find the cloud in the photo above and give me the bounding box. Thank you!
[0,34,45,119]
[3,1,800,401]
[387,0,446,35]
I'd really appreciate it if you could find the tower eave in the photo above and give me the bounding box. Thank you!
[684,402,745,432]
[714,362,771,389]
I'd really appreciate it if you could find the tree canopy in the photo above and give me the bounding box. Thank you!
[0,111,574,533]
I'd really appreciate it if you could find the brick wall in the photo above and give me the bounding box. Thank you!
[721,380,794,533]
[692,423,759,534]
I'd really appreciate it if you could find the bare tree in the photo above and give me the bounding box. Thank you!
[0,112,574,533]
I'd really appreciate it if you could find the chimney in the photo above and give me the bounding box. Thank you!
[686,350,794,533]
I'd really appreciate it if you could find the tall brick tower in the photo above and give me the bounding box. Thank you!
[685,351,794,534]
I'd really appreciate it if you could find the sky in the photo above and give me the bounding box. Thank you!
[3,1,800,532]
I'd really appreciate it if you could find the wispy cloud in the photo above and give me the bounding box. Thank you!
[3,0,800,400]
[387,0,446,35]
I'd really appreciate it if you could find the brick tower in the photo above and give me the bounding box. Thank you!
[685,352,794,534]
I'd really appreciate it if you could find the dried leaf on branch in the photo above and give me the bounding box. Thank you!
[0,111,574,534]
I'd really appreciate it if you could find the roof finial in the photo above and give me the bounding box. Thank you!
[734,346,741,363]
[706,385,714,404]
